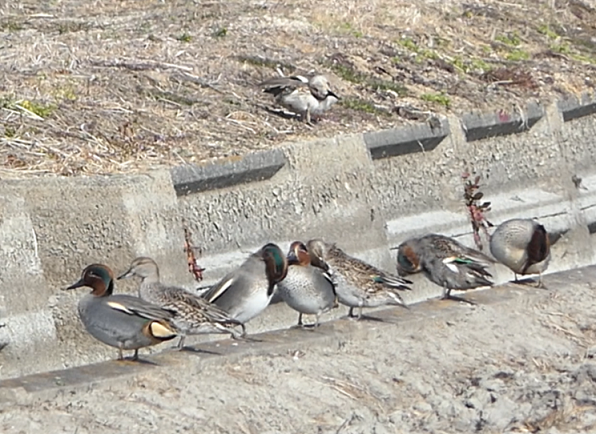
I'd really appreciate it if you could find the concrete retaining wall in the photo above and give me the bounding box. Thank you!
[1,92,595,380]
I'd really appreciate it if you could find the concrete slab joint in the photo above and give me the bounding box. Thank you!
[364,116,450,160]
[170,148,287,196]
[2,89,596,382]
[557,92,596,122]
[461,102,545,142]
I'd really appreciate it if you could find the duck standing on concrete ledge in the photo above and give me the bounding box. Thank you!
[276,241,339,328]
[65,264,177,361]
[200,243,288,324]
[117,257,246,351]
[306,238,412,320]
[395,234,495,305]
[489,218,551,288]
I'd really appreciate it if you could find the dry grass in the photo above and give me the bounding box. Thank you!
[0,0,594,178]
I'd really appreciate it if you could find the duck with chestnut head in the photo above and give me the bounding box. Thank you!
[276,241,338,328]
[65,263,177,361]
[395,233,495,305]
[200,243,288,324]
[306,239,412,320]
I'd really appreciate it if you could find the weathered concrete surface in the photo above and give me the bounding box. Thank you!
[2,99,596,381]
[0,171,189,379]
[2,266,596,433]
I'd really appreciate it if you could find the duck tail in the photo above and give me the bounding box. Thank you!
[388,291,410,310]
[375,273,413,290]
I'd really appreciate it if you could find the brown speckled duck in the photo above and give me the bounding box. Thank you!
[306,239,412,320]
[117,257,246,350]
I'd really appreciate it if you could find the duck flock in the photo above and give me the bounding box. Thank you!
[65,217,550,361]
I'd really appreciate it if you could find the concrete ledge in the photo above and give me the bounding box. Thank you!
[0,266,576,401]
[558,93,596,122]
[2,95,596,380]
[364,117,450,159]
[461,102,544,142]
[171,148,287,196]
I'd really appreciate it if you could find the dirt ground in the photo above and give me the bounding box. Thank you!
[2,267,596,433]
[0,0,595,177]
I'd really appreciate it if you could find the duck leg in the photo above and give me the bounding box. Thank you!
[132,349,139,361]
[176,335,186,351]
[118,344,124,361]
[314,312,321,328]
[441,288,476,306]
[536,272,548,290]
[297,313,304,327]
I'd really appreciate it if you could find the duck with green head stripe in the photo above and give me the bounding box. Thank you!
[65,263,178,361]
[201,243,288,324]
[395,234,496,305]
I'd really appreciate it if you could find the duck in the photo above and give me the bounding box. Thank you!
[276,241,338,328]
[200,243,288,324]
[489,218,551,288]
[65,263,177,361]
[395,234,495,304]
[306,239,412,320]
[117,257,246,350]
[260,74,340,123]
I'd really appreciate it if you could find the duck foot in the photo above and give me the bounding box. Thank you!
[179,346,221,355]
[441,294,477,305]
[233,335,263,343]
[512,278,547,290]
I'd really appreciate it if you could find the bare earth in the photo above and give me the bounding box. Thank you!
[2,268,596,433]
[0,0,595,177]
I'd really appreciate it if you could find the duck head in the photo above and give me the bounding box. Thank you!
[259,243,288,286]
[66,264,115,297]
[117,257,160,281]
[310,75,340,101]
[305,238,330,271]
[394,241,422,276]
[286,241,311,266]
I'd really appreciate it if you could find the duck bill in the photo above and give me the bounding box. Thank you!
[116,268,134,280]
[65,279,85,290]
[286,251,299,265]
[327,90,340,100]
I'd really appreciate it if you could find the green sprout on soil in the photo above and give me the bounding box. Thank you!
[398,37,419,52]
[421,92,451,108]
[537,24,559,40]
[4,126,16,138]
[340,98,386,115]
[338,22,363,38]
[368,79,407,96]
[57,21,89,34]
[505,49,530,61]
[330,63,367,84]
[495,32,521,47]
[212,27,227,38]
[1,20,24,32]
[177,33,192,42]
[18,100,55,118]
[328,62,407,96]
